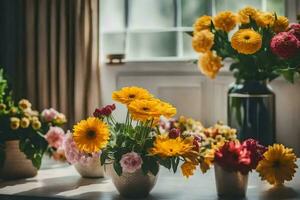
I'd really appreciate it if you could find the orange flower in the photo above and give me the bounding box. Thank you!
[214,11,237,32]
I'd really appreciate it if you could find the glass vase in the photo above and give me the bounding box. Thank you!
[228,80,275,146]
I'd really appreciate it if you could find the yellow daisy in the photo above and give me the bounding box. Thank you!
[73,117,110,153]
[199,51,223,79]
[273,16,289,33]
[181,161,197,178]
[10,117,20,130]
[255,12,275,28]
[214,11,237,32]
[193,15,212,33]
[18,99,32,110]
[149,135,193,158]
[231,29,262,54]
[256,144,298,185]
[112,86,153,105]
[238,6,258,24]
[192,30,214,53]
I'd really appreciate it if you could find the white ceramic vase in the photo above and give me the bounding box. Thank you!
[0,140,37,180]
[74,158,104,178]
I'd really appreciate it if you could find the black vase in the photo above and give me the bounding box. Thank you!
[227,81,275,146]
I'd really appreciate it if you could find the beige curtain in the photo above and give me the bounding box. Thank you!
[21,0,101,127]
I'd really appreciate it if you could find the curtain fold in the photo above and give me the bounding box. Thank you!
[9,0,102,128]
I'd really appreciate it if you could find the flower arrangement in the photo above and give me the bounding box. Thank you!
[0,69,67,169]
[70,86,198,177]
[192,6,300,82]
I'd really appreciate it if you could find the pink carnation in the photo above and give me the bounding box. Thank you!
[120,152,143,173]
[63,131,100,165]
[288,23,300,40]
[45,126,65,149]
[41,108,59,122]
[270,32,300,58]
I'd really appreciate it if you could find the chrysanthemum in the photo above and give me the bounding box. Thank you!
[231,29,262,54]
[112,86,153,105]
[128,99,162,122]
[214,11,237,32]
[192,30,214,53]
[273,16,289,33]
[255,12,275,28]
[193,15,212,33]
[238,6,258,24]
[154,99,177,119]
[149,135,193,158]
[256,144,298,185]
[199,51,223,79]
[181,161,196,178]
[73,117,110,153]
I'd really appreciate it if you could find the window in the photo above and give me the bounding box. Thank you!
[100,0,285,62]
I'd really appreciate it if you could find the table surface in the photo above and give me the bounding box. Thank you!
[0,161,299,200]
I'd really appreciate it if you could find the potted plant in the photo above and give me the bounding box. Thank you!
[191,6,300,145]
[70,86,199,198]
[0,69,67,179]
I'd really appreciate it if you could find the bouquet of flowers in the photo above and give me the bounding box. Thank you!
[69,86,199,178]
[192,6,300,82]
[0,69,67,169]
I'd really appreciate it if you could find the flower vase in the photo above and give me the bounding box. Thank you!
[228,80,275,146]
[214,164,248,197]
[0,140,37,180]
[107,164,159,198]
[74,158,104,178]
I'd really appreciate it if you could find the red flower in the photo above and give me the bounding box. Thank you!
[168,128,181,139]
[93,104,116,117]
[192,137,200,151]
[270,32,300,59]
[288,23,300,40]
[242,139,267,169]
[214,141,251,174]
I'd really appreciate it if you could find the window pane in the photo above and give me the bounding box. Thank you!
[182,32,197,57]
[267,0,285,15]
[127,32,177,59]
[215,0,261,13]
[128,0,175,29]
[182,0,211,27]
[100,0,125,31]
[102,33,126,55]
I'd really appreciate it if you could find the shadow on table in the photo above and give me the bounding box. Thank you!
[0,179,37,189]
[14,175,110,196]
[260,186,299,200]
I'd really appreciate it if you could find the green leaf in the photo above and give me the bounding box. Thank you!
[31,153,42,169]
[159,158,171,170]
[100,150,108,165]
[171,157,180,173]
[113,161,122,176]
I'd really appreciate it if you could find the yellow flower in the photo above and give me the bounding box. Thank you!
[128,99,176,123]
[214,11,237,32]
[20,117,30,128]
[192,30,214,53]
[256,144,298,185]
[32,120,41,130]
[200,148,215,173]
[9,107,18,115]
[10,117,20,130]
[0,103,6,111]
[112,86,153,105]
[18,99,32,110]
[31,116,39,122]
[149,135,193,158]
[231,29,262,54]
[181,161,197,178]
[55,113,67,124]
[193,15,212,33]
[273,16,289,33]
[199,51,223,79]
[255,12,275,28]
[238,6,258,24]
[73,117,110,153]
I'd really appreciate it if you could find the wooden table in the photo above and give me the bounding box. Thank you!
[0,161,299,200]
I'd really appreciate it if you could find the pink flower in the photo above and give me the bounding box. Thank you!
[168,128,180,139]
[41,108,59,122]
[242,139,267,169]
[270,32,300,58]
[63,131,100,165]
[288,23,300,40]
[45,126,65,149]
[93,104,116,117]
[120,152,143,173]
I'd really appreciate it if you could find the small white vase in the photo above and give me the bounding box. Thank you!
[0,140,37,180]
[74,158,104,178]
[107,163,159,198]
[214,164,248,197]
